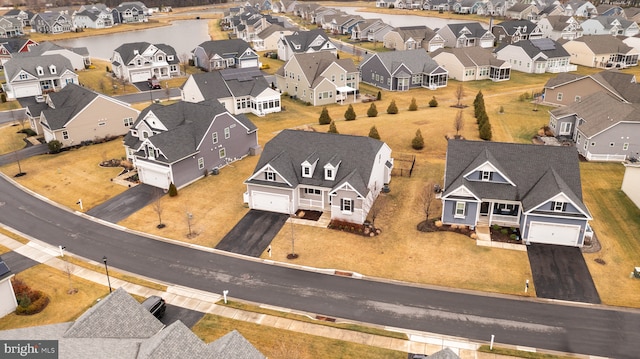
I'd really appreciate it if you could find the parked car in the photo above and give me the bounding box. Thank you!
[141,295,166,319]
[147,77,161,89]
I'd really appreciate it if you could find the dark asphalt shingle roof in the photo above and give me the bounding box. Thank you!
[432,46,507,67]
[0,256,11,281]
[443,140,589,214]
[289,51,356,88]
[565,34,635,54]
[182,67,270,101]
[195,39,254,60]
[493,19,538,36]
[545,70,640,103]
[247,130,386,196]
[282,28,332,53]
[113,42,177,65]
[496,38,570,58]
[362,49,442,75]
[444,22,490,38]
[40,84,99,130]
[4,54,74,81]
[138,321,209,359]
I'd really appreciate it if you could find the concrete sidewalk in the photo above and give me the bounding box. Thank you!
[0,233,598,359]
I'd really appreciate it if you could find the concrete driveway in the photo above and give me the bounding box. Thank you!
[527,243,601,304]
[86,184,159,223]
[215,210,289,257]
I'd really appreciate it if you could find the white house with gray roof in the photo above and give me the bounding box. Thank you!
[0,256,17,319]
[30,11,73,34]
[537,15,583,40]
[111,42,179,83]
[359,49,448,91]
[431,47,511,82]
[0,17,24,37]
[581,16,639,37]
[112,1,149,23]
[124,100,259,190]
[244,130,393,224]
[436,22,495,49]
[277,29,337,62]
[549,92,640,162]
[13,41,90,70]
[441,140,592,247]
[253,23,295,51]
[181,67,281,116]
[192,39,259,72]
[73,5,114,29]
[562,35,639,68]
[0,288,265,358]
[26,84,139,147]
[2,54,78,100]
[495,38,576,73]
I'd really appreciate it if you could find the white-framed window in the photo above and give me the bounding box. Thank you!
[455,201,465,218]
[224,127,230,139]
[124,117,133,127]
[212,132,218,143]
[265,171,276,181]
[198,157,204,170]
[304,188,321,195]
[557,93,563,101]
[560,122,572,134]
[302,166,311,177]
[481,171,491,181]
[219,148,226,158]
[36,66,44,76]
[49,65,56,74]
[623,143,629,150]
[325,168,334,180]
[62,131,69,140]
[167,55,174,61]
[341,198,353,213]
[552,201,566,212]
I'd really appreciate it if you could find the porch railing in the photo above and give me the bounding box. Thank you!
[491,214,520,226]
[299,198,324,210]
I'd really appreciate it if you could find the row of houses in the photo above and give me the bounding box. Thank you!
[0,1,149,36]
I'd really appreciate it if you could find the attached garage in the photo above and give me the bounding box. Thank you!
[528,222,581,247]
[138,166,171,190]
[13,84,40,99]
[239,59,259,68]
[130,71,150,83]
[251,191,289,214]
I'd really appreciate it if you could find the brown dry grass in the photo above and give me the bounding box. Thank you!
[0,264,108,330]
[0,123,27,156]
[78,59,141,96]
[0,244,10,255]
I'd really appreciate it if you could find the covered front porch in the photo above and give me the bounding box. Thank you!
[478,201,521,227]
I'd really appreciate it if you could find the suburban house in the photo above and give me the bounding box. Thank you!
[253,24,295,51]
[112,1,149,23]
[623,7,640,23]
[25,84,139,147]
[2,9,34,26]
[192,39,259,72]
[436,22,495,49]
[0,38,37,66]
[538,3,565,18]
[477,0,507,17]
[277,29,337,62]
[564,0,597,18]
[549,92,640,161]
[596,4,625,17]
[505,3,539,20]
[244,130,393,224]
[495,38,576,74]
[2,54,78,100]
[0,256,16,319]
[622,162,640,208]
[441,140,592,247]
[124,100,259,190]
[561,35,639,68]
[350,18,387,42]
[581,16,639,37]
[543,70,640,106]
[111,42,179,83]
[14,41,90,71]
[30,11,73,34]
[73,5,114,29]
[382,25,445,52]
[275,51,358,106]
[359,49,448,90]
[0,288,266,358]
[181,67,281,116]
[0,17,23,37]
[431,47,511,82]
[491,19,543,46]
[536,15,583,40]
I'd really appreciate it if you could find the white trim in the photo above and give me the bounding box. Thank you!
[246,164,293,187]
[463,160,516,186]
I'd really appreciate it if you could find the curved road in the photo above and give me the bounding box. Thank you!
[0,174,638,358]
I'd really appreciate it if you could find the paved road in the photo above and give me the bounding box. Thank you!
[0,144,48,167]
[114,88,181,104]
[0,174,639,358]
[0,109,27,126]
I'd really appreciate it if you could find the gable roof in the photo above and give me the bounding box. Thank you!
[4,54,75,81]
[0,256,12,281]
[40,84,100,130]
[565,34,635,54]
[138,321,209,359]
[247,130,386,196]
[444,22,490,38]
[496,38,570,58]
[183,67,271,100]
[543,15,581,31]
[443,140,588,214]
[208,330,266,359]
[0,37,36,53]
[431,46,507,67]
[493,19,539,36]
[196,39,254,59]
[588,15,636,30]
[113,42,176,65]
[281,28,332,53]
[257,23,289,38]
[13,41,89,58]
[288,51,356,87]
[392,25,438,42]
[362,49,442,75]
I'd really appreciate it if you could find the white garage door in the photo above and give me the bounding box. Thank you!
[251,191,289,214]
[131,71,150,83]
[240,59,259,68]
[138,167,170,190]
[528,222,581,247]
[14,85,40,99]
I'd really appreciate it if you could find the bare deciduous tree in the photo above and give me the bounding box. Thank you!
[152,189,165,229]
[455,84,465,107]
[179,53,191,75]
[454,110,464,138]
[418,182,437,223]
[64,259,78,294]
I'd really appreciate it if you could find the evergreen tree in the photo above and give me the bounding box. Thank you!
[368,125,381,140]
[376,91,382,100]
[412,129,424,150]
[328,121,338,134]
[168,183,178,197]
[474,91,485,119]
[408,97,418,111]
[386,100,398,114]
[477,110,488,126]
[367,102,378,117]
[344,104,356,121]
[479,121,492,141]
[318,107,331,125]
[428,96,438,107]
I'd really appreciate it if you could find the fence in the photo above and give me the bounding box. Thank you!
[391,153,416,177]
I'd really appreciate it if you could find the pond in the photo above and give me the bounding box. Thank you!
[336,6,488,29]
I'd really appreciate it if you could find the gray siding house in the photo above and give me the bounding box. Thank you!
[192,39,259,72]
[124,100,259,190]
[359,49,448,91]
[244,130,393,224]
[441,140,592,247]
[436,22,495,48]
[549,92,640,162]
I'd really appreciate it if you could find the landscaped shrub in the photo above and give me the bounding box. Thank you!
[168,182,178,197]
[429,96,438,107]
[344,104,356,121]
[328,121,338,134]
[12,278,50,316]
[474,91,485,119]
[386,100,398,114]
[408,97,418,111]
[318,107,331,125]
[411,129,424,150]
[367,102,378,117]
[328,219,366,236]
[376,91,381,100]
[18,128,37,137]
[499,106,504,113]
[48,140,63,154]
[519,91,532,102]
[368,125,381,140]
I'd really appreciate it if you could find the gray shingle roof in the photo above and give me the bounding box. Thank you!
[0,255,11,281]
[64,287,164,339]
[590,15,636,30]
[592,70,640,103]
[247,130,385,196]
[208,330,266,359]
[432,47,506,67]
[493,19,538,36]
[363,49,442,75]
[4,54,74,81]
[545,16,581,31]
[445,22,490,38]
[543,72,583,88]
[0,38,33,53]
[393,25,437,43]
[565,34,635,54]
[113,42,177,65]
[40,84,99,130]
[282,29,331,53]
[257,23,288,39]
[181,67,271,101]
[138,321,209,359]
[429,348,461,359]
[288,51,356,88]
[443,140,589,214]
[195,39,253,60]
[13,41,89,59]
[496,38,569,59]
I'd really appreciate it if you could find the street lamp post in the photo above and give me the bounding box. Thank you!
[102,256,112,293]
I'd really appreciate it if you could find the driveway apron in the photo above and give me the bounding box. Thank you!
[215,210,289,257]
[86,184,158,223]
[527,243,601,304]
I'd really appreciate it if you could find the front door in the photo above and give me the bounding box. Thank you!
[480,202,490,216]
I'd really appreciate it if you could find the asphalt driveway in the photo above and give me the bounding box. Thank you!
[86,184,159,223]
[0,251,39,274]
[215,210,289,257]
[527,243,601,304]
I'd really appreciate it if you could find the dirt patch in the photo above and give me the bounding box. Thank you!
[489,225,522,244]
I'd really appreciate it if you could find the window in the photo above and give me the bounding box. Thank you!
[224,127,230,139]
[198,157,204,170]
[557,93,563,101]
[19,73,28,80]
[303,166,310,177]
[623,143,629,150]
[36,66,43,76]
[591,142,596,146]
[219,148,226,158]
[455,202,466,218]
[552,201,566,212]
[481,171,491,181]
[341,198,353,213]
[167,55,174,61]
[326,169,333,180]
[304,188,321,195]
[62,131,69,140]
[49,65,56,74]
[124,117,133,127]
[560,122,572,134]
[265,171,276,181]
[98,122,106,126]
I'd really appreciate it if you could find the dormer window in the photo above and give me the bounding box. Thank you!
[325,168,334,180]
[302,166,311,178]
[481,171,492,181]
[552,201,566,212]
[36,66,44,76]
[49,65,56,74]
[167,55,174,61]
[265,171,276,181]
